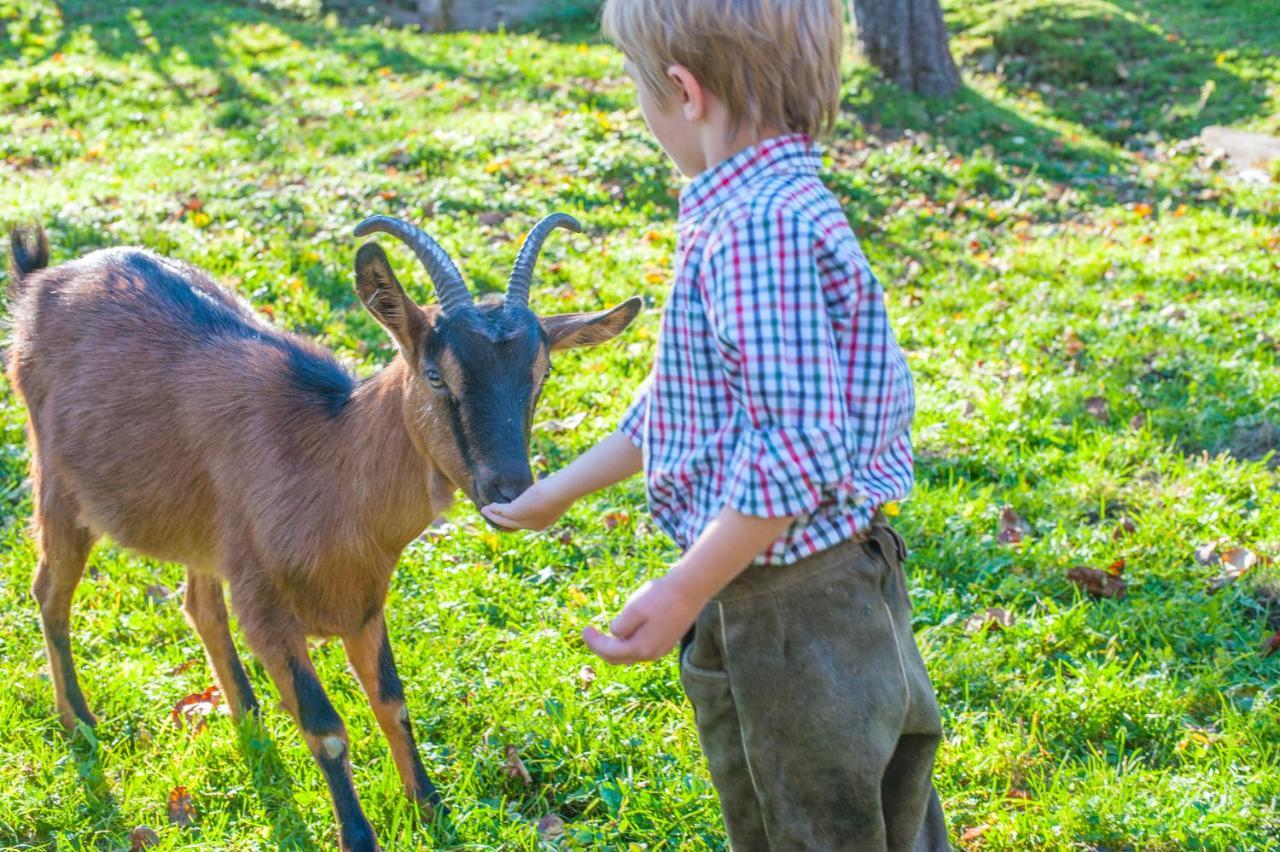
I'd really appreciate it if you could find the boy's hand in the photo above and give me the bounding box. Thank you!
[482,478,572,531]
[583,574,704,665]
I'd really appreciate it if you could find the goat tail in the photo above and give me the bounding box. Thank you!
[8,224,49,297]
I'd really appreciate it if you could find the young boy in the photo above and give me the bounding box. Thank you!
[483,1,949,848]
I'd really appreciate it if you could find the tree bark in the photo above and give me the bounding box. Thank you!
[850,0,962,97]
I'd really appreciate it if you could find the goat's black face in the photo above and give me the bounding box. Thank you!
[353,235,641,514]
[420,304,547,509]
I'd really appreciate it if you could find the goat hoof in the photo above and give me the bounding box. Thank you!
[339,825,379,852]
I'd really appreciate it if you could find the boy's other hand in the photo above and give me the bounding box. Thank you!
[583,574,702,665]
[481,477,572,531]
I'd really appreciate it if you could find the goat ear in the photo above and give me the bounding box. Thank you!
[355,242,427,356]
[539,296,643,351]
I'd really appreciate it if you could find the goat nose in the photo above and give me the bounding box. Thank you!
[494,476,530,503]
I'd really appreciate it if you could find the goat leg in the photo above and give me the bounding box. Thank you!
[239,607,379,851]
[182,570,259,717]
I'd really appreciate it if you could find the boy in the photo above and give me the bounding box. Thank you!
[484,0,949,848]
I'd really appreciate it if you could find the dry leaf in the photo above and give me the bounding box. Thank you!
[998,507,1029,545]
[1207,547,1257,592]
[172,685,221,732]
[1083,395,1109,422]
[603,510,629,531]
[1129,412,1147,430]
[960,824,989,842]
[1194,542,1220,565]
[557,527,574,545]
[535,412,587,434]
[1112,517,1136,539]
[478,211,510,227]
[168,659,199,676]
[578,665,597,690]
[145,584,173,605]
[536,813,566,841]
[1263,630,1280,658]
[167,787,195,828]
[1067,566,1127,599]
[503,744,532,785]
[964,607,1015,633]
[1105,558,1126,576]
[129,827,160,850]
[1006,788,1031,800]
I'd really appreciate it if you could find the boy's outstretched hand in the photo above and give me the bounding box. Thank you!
[584,507,795,666]
[482,478,572,531]
[582,574,703,664]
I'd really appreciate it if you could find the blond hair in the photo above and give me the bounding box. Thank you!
[601,0,844,137]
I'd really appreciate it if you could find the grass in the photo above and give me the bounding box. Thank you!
[0,0,1278,848]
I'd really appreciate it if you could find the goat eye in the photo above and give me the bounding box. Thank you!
[425,367,444,387]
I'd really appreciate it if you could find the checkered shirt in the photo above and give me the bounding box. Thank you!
[619,134,915,566]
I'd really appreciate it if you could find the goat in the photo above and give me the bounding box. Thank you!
[4,214,640,851]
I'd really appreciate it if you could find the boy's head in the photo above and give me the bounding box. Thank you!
[602,0,844,176]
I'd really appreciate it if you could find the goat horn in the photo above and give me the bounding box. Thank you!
[354,215,473,315]
[505,212,582,309]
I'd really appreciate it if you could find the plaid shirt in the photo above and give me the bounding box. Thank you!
[619,134,915,566]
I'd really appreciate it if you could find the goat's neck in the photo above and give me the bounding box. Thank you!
[338,358,447,554]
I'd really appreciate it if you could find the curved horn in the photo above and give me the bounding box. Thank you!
[354,215,473,315]
[505,212,582,309]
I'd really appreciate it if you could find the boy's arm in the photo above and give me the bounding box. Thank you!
[481,430,642,530]
[583,505,792,664]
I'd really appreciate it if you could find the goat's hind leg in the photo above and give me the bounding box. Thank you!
[183,569,259,717]
[30,472,97,732]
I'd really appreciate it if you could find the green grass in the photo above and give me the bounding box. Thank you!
[1,0,1278,848]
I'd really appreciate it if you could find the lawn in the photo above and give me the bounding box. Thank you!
[0,0,1278,848]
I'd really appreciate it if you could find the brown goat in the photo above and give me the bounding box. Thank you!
[5,215,639,850]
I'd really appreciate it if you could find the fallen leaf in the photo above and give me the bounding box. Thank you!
[536,813,566,841]
[1105,558,1126,576]
[1207,547,1257,592]
[168,659,199,676]
[577,665,596,690]
[172,685,221,733]
[1132,202,1154,217]
[603,510,629,531]
[129,827,160,850]
[1112,517,1136,539]
[535,412,587,434]
[964,607,1015,633]
[166,787,195,828]
[1194,542,1220,565]
[503,744,532,785]
[1083,395,1109,422]
[557,527,574,545]
[1129,413,1147,430]
[1067,566,1127,599]
[1006,788,1031,800]
[478,211,510,226]
[998,506,1029,545]
[1061,328,1085,357]
[960,824,988,842]
[145,584,173,604]
[1263,630,1280,658]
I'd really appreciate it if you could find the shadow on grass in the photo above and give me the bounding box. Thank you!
[235,716,318,850]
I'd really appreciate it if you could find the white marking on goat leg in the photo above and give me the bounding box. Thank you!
[323,735,346,760]
[397,706,410,725]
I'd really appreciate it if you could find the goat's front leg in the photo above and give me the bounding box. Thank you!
[344,612,443,814]
[239,609,378,852]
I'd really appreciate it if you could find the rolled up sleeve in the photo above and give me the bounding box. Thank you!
[617,381,649,449]
[705,208,853,519]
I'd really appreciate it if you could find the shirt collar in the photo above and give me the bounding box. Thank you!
[678,133,820,220]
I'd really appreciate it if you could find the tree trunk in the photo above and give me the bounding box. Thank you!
[850,0,962,97]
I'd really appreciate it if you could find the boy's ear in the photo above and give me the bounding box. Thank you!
[667,64,705,120]
[355,242,427,356]
[540,297,643,351]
